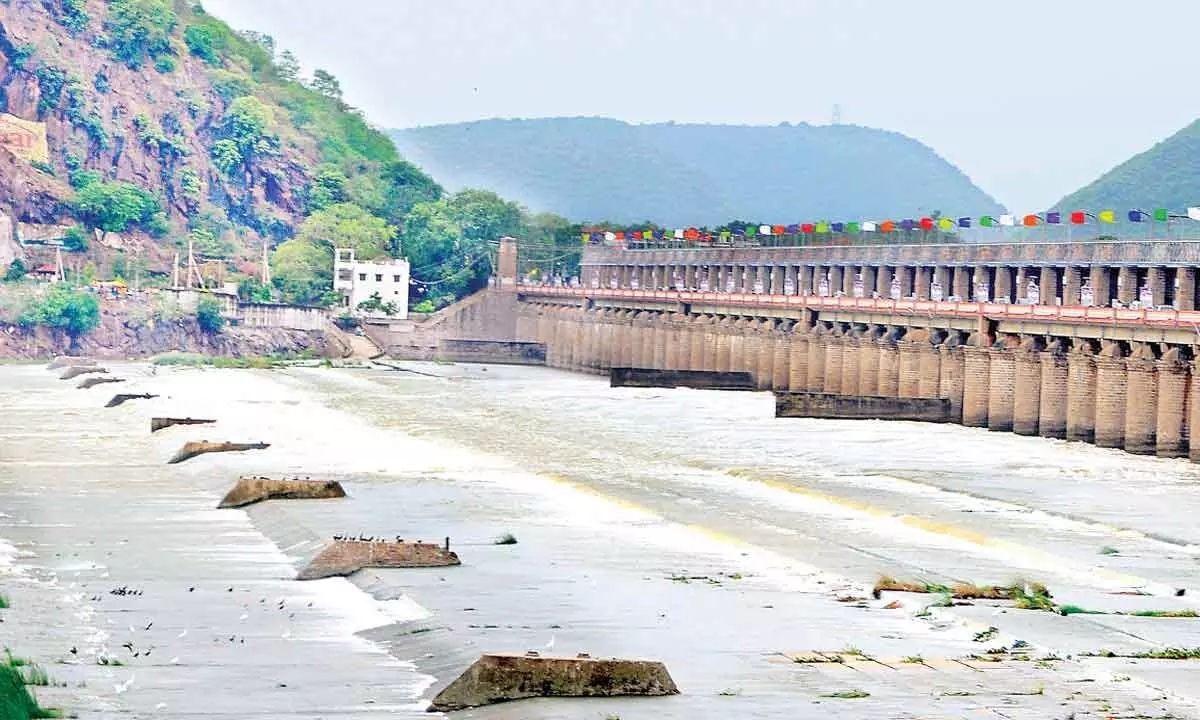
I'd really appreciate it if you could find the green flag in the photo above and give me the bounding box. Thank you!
[846,222,860,233]
[980,216,995,228]
[1154,208,1169,222]
[745,225,757,237]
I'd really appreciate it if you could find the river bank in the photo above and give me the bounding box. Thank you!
[3,362,1200,718]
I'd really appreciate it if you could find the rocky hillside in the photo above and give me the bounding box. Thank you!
[390,118,1007,227]
[0,0,439,277]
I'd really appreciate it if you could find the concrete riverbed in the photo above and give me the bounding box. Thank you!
[2,361,1200,718]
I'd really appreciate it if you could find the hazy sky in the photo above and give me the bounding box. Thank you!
[205,0,1200,213]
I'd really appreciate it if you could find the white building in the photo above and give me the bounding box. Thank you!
[333,247,410,319]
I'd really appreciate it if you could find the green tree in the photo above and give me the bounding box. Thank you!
[270,238,333,305]
[277,50,300,82]
[63,226,90,253]
[72,180,165,233]
[19,284,101,344]
[104,0,178,69]
[4,258,27,281]
[309,69,342,102]
[308,163,348,211]
[237,276,274,302]
[184,24,223,65]
[195,296,225,333]
[211,96,276,174]
[295,203,396,260]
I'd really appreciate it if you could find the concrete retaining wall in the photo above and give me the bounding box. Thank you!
[238,303,329,331]
[436,339,546,365]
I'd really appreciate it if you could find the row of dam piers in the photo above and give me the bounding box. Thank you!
[517,301,1200,461]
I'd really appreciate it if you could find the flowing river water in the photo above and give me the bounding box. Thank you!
[4,361,1200,719]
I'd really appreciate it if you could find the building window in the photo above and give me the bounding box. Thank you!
[358,273,366,281]
[338,269,352,280]
[375,274,383,282]
[393,275,401,283]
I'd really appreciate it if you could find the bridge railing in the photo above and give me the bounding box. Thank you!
[519,286,1200,331]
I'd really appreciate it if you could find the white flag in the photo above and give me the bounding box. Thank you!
[999,214,1015,227]
[759,224,772,236]
[1188,207,1200,222]
[862,221,877,232]
[673,229,684,239]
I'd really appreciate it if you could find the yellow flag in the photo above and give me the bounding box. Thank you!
[1098,210,1116,223]
[938,217,954,230]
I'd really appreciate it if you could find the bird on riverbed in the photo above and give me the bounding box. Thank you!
[114,674,135,694]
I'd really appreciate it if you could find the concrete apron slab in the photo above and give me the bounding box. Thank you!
[0,363,1198,719]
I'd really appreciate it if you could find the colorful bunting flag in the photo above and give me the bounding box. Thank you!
[759,224,772,236]
[673,229,684,239]
[580,232,590,243]
[999,215,1015,227]
[938,217,954,230]
[862,221,877,232]
[1070,211,1086,224]
[832,222,845,233]
[1098,210,1116,223]
[880,220,896,233]
[957,217,971,228]
[615,231,625,241]
[1154,208,1169,222]
[847,222,861,233]
[919,217,934,231]
[786,224,800,234]
[816,222,830,234]
[1022,214,1038,227]
[1190,208,1200,222]
[772,224,786,236]
[801,223,815,233]
[719,230,730,239]
[900,219,915,231]
[1128,210,1143,223]
[745,225,757,237]
[980,216,995,227]
[1046,212,1061,224]
[604,231,616,242]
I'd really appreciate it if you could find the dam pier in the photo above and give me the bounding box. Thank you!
[377,236,1200,462]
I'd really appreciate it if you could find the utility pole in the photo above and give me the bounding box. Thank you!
[172,251,180,288]
[53,243,64,284]
[261,239,271,285]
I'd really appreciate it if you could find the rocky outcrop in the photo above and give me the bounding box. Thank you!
[218,477,346,509]
[297,539,460,581]
[167,441,269,465]
[428,653,680,712]
[151,417,215,433]
[78,376,124,389]
[60,366,106,380]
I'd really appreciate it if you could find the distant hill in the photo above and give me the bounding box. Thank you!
[1056,118,1200,213]
[389,118,1005,227]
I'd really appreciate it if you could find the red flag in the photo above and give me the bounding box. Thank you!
[684,228,699,240]
[801,223,815,233]
[632,231,643,240]
[1070,211,1086,224]
[919,217,934,231]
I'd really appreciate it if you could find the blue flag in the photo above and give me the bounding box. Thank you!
[957,217,971,228]
[1046,212,1061,224]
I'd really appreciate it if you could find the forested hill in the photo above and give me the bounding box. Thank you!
[389,118,1006,227]
[0,0,562,311]
[1056,118,1200,212]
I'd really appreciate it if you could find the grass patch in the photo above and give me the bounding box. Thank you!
[493,532,518,545]
[941,690,975,697]
[874,576,1052,607]
[1058,605,1107,616]
[0,594,8,609]
[1085,647,1200,659]
[1100,546,1120,555]
[901,655,924,664]
[152,353,285,369]
[1,656,62,719]
[821,689,870,699]
[789,653,845,664]
[1129,609,1199,618]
